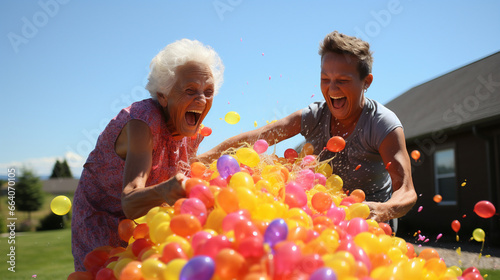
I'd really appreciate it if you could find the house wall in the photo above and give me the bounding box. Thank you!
[400,128,499,245]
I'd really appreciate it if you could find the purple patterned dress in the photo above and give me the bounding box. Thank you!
[71,98,203,271]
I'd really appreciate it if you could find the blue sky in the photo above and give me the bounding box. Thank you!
[1,0,499,178]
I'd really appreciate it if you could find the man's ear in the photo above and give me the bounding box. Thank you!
[157,92,168,107]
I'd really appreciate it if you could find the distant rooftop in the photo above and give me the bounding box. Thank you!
[42,178,79,194]
[385,51,500,140]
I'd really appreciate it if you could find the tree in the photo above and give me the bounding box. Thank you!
[15,168,44,221]
[50,159,73,178]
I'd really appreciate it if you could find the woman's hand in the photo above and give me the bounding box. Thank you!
[162,173,187,206]
[364,201,396,223]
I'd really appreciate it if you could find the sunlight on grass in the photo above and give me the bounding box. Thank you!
[0,228,73,280]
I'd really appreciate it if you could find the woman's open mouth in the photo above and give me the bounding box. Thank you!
[185,110,202,126]
[331,96,346,109]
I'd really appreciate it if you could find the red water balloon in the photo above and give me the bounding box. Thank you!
[200,126,212,136]
[473,200,496,218]
[451,220,461,233]
[284,148,298,161]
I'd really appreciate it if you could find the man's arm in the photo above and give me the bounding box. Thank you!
[364,127,417,222]
[197,109,304,163]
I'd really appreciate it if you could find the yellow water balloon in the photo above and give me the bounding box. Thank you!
[235,147,260,167]
[326,174,343,193]
[164,259,187,280]
[348,203,370,219]
[316,162,333,178]
[472,228,485,242]
[50,195,72,215]
[224,111,240,124]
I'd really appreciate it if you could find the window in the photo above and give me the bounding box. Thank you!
[434,148,457,205]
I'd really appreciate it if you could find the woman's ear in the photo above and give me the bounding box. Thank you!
[157,92,168,107]
[364,73,374,89]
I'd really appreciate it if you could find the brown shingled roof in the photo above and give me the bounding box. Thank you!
[385,51,500,140]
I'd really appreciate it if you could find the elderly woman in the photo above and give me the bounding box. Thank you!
[201,31,416,231]
[72,39,224,271]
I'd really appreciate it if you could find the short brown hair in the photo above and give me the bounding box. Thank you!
[319,31,373,79]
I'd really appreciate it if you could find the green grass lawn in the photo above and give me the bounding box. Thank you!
[0,228,74,280]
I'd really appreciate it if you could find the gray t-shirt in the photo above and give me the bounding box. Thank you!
[301,98,402,202]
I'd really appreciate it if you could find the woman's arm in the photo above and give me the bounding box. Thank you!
[364,127,417,222]
[197,109,304,163]
[120,120,186,219]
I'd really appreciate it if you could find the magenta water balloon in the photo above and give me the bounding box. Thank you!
[310,267,337,280]
[297,254,324,274]
[314,173,327,185]
[264,218,288,247]
[194,235,231,259]
[302,155,316,166]
[181,198,207,225]
[253,139,269,154]
[217,155,240,179]
[346,217,369,236]
[326,207,346,225]
[284,182,307,208]
[190,231,213,252]
[222,212,249,232]
[295,169,315,190]
[273,241,302,275]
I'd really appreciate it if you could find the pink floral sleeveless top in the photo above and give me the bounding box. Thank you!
[72,98,203,271]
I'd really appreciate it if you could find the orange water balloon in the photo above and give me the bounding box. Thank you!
[433,194,443,203]
[190,162,207,178]
[419,248,440,260]
[118,219,136,242]
[326,136,346,152]
[170,214,202,237]
[301,143,315,156]
[217,187,239,214]
[214,248,247,280]
[311,192,333,213]
[410,150,421,161]
[350,189,366,203]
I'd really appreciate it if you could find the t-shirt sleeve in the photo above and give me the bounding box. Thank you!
[301,101,323,137]
[370,101,403,149]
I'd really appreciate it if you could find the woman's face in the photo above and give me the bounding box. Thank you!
[320,52,373,123]
[158,61,214,138]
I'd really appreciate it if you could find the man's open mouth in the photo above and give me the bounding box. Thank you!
[331,96,346,109]
[186,110,202,126]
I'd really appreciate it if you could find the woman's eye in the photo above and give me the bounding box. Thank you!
[186,88,196,94]
[204,90,214,97]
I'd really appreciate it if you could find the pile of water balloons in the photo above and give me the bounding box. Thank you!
[68,139,490,280]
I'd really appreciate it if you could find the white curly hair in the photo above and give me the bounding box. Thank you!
[146,39,224,99]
